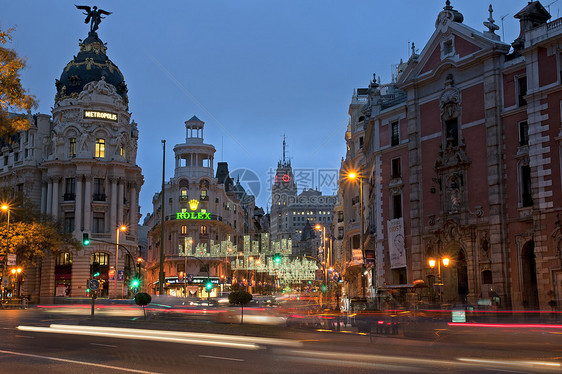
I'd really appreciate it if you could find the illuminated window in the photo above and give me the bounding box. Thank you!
[181,225,187,234]
[91,252,109,266]
[95,138,105,158]
[120,143,126,158]
[56,252,72,265]
[200,225,207,235]
[69,138,76,158]
[181,189,188,197]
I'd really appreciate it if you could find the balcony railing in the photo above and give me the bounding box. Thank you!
[63,193,76,201]
[200,195,209,201]
[93,193,106,202]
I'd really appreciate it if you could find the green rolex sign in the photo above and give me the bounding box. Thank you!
[176,212,211,220]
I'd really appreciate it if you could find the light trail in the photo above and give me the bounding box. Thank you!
[17,325,260,350]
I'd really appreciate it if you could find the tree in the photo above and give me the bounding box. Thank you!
[0,27,38,138]
[228,287,253,324]
[0,190,81,268]
[134,292,152,320]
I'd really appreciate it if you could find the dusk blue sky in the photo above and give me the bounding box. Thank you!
[1,0,552,221]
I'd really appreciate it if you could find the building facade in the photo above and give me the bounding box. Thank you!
[0,27,143,302]
[146,116,255,297]
[339,1,562,310]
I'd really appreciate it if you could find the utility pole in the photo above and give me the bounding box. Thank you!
[159,140,166,295]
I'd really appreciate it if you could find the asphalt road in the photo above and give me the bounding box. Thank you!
[1,308,561,373]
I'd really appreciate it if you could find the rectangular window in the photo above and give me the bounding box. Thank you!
[359,136,364,149]
[521,165,533,207]
[95,138,105,158]
[517,76,527,107]
[3,156,7,166]
[391,122,400,146]
[93,178,105,194]
[392,194,402,219]
[64,178,76,201]
[391,158,401,179]
[55,252,72,266]
[69,138,76,158]
[519,121,529,146]
[13,152,18,162]
[445,118,459,147]
[120,143,125,158]
[181,225,187,234]
[93,212,105,233]
[200,225,207,235]
[63,213,74,233]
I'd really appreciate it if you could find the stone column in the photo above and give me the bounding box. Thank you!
[52,177,60,219]
[130,183,138,237]
[117,179,124,226]
[75,175,83,231]
[41,180,47,214]
[110,177,118,231]
[46,179,53,215]
[83,177,92,232]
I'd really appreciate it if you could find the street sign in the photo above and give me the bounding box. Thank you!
[117,270,124,281]
[89,279,100,291]
[108,269,115,280]
[186,274,193,283]
[7,254,16,266]
[131,287,139,294]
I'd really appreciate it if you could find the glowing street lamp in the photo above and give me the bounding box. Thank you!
[428,256,450,304]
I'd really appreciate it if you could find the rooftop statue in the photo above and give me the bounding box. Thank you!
[75,5,112,32]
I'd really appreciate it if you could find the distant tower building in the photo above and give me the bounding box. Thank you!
[269,137,336,259]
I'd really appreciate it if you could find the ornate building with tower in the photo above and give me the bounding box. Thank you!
[145,116,256,297]
[0,15,143,302]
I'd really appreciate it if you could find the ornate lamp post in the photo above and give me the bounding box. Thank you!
[115,225,127,298]
[428,257,450,305]
[347,171,366,299]
[1,203,11,301]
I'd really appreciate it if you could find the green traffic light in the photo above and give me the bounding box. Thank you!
[131,279,140,288]
[93,272,100,278]
[274,254,281,263]
[83,233,90,246]
[205,281,213,290]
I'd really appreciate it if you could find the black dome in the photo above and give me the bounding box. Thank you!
[56,31,128,104]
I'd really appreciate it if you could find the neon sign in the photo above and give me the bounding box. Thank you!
[83,110,118,122]
[176,212,211,220]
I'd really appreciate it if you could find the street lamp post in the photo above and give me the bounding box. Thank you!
[115,225,127,298]
[1,203,10,301]
[348,171,366,299]
[315,224,328,307]
[428,257,450,305]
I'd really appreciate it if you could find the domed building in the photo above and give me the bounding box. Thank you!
[0,25,143,301]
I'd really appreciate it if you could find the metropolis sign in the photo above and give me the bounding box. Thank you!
[83,110,118,122]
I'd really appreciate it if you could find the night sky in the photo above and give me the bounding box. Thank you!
[1,0,541,221]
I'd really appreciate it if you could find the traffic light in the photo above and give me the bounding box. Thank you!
[130,278,140,288]
[82,233,90,246]
[273,253,281,263]
[321,283,327,293]
[205,280,213,291]
[92,262,100,278]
